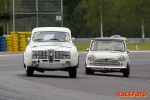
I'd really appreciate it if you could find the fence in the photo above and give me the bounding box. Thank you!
[9,0,63,32]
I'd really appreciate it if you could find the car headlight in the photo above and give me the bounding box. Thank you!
[32,51,39,59]
[88,54,95,61]
[118,55,125,62]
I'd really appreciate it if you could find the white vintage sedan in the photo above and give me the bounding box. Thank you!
[85,37,130,77]
[24,27,79,78]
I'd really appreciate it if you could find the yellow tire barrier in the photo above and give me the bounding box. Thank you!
[6,37,12,41]
[6,47,12,50]
[13,49,19,52]
[19,45,26,48]
[12,45,18,47]
[13,47,19,49]
[12,37,18,39]
[7,50,13,52]
[18,32,26,35]
[11,34,18,37]
[5,35,12,38]
[12,39,18,41]
[19,35,26,38]
[19,48,25,51]
[19,43,26,45]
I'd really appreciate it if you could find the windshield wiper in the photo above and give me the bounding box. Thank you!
[50,38,59,40]
[34,39,44,41]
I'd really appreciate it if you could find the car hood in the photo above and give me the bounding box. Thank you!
[30,42,73,51]
[89,51,125,59]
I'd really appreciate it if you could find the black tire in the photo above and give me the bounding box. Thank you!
[85,67,91,75]
[26,67,34,76]
[69,66,77,78]
[85,62,92,75]
[123,64,130,77]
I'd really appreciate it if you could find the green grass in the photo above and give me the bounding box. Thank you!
[74,42,150,51]
[127,42,150,50]
[74,42,90,51]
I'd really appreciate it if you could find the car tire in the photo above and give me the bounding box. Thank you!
[69,66,77,78]
[85,62,92,75]
[123,64,130,77]
[26,67,34,76]
[85,67,91,75]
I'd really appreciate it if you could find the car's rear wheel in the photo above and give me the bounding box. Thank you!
[26,66,34,76]
[69,66,77,78]
[123,64,130,77]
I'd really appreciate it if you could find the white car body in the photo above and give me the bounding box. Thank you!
[85,37,130,77]
[24,27,79,78]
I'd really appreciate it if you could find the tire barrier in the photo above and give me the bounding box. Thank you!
[5,35,13,52]
[0,31,32,52]
[0,36,6,52]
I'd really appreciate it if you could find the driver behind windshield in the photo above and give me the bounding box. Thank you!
[56,33,66,41]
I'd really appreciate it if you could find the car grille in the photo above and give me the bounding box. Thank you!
[32,51,48,59]
[55,51,70,59]
[93,59,120,66]
[49,50,54,62]
[38,51,48,59]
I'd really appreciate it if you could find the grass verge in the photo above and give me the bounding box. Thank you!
[74,42,150,51]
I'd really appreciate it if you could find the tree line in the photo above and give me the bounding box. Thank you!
[0,0,150,38]
[64,0,150,39]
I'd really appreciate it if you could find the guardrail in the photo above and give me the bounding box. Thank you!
[0,34,150,52]
[73,38,150,42]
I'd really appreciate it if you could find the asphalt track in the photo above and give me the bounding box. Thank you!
[0,51,150,100]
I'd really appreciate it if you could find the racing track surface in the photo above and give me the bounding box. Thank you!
[0,52,150,100]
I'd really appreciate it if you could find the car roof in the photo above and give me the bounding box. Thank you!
[93,37,126,42]
[32,27,71,34]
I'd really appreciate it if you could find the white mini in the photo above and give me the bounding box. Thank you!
[24,27,79,78]
[85,37,130,77]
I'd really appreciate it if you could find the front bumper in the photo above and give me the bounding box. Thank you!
[86,65,126,71]
[31,59,71,69]
[86,65,126,69]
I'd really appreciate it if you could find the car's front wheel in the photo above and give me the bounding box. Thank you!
[26,66,34,76]
[123,64,130,77]
[85,67,92,75]
[69,66,77,78]
[85,62,93,75]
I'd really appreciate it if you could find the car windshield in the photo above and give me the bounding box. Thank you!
[90,40,125,52]
[32,31,70,42]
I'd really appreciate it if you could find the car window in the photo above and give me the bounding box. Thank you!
[32,31,70,42]
[90,40,125,51]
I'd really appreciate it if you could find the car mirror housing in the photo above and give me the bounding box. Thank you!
[72,37,75,42]
[86,48,89,52]
[127,50,130,53]
[27,37,31,42]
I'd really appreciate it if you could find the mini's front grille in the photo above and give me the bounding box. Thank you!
[49,50,54,62]
[55,51,70,59]
[93,59,120,66]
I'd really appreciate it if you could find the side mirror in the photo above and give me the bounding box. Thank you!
[127,50,129,53]
[72,37,75,42]
[86,48,89,52]
[27,37,31,42]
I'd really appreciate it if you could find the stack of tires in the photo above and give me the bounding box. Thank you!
[5,35,13,52]
[0,36,6,52]
[12,34,19,52]
[18,32,27,51]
